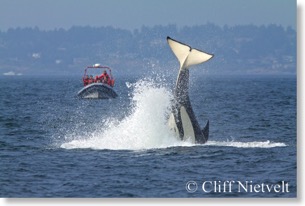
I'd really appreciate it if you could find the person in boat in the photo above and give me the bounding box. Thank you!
[100,70,110,85]
[95,75,101,83]
[83,75,89,86]
[88,75,95,84]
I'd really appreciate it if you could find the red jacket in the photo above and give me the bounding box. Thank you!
[83,77,89,86]
[88,78,95,84]
[99,73,110,84]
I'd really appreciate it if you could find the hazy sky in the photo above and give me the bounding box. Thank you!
[0,0,296,31]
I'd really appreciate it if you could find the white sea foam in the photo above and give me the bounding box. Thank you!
[60,79,287,151]
[205,140,287,148]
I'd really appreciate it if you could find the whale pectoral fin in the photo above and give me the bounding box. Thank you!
[180,106,195,143]
[168,113,180,139]
[202,120,209,142]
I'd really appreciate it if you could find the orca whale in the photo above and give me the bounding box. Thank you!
[167,37,214,144]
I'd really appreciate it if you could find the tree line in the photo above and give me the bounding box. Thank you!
[0,23,296,75]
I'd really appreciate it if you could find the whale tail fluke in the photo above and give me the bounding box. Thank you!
[167,36,214,70]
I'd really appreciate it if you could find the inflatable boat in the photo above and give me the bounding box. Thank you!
[77,64,118,99]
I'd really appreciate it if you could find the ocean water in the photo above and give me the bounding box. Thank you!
[0,73,296,197]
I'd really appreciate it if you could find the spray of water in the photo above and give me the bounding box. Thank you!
[61,79,193,150]
[206,140,286,148]
[60,78,287,150]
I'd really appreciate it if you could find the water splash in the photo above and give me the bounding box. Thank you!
[61,79,192,150]
[205,140,287,148]
[60,78,287,151]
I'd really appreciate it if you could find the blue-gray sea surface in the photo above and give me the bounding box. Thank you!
[0,74,296,197]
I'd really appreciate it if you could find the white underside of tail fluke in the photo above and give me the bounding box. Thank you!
[167,37,213,70]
